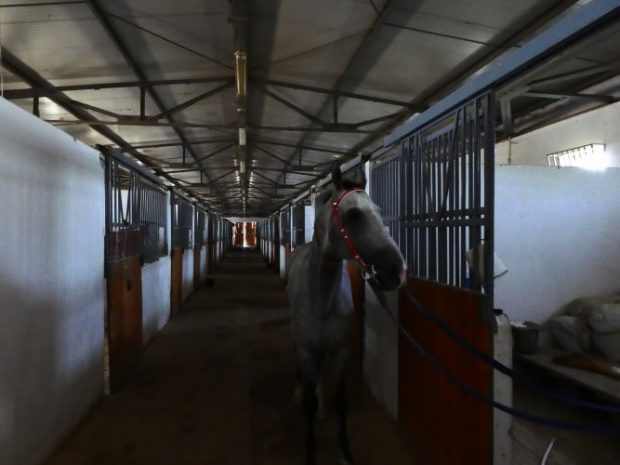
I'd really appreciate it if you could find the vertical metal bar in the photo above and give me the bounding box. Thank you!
[451,128,457,286]
[429,136,437,281]
[438,131,447,284]
[104,152,112,279]
[483,92,496,310]
[448,118,455,285]
[33,95,40,117]
[420,136,427,279]
[333,94,338,124]
[140,86,146,120]
[472,98,482,291]
[460,112,467,288]
[411,136,418,276]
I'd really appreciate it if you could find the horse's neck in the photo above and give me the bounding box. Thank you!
[308,240,345,310]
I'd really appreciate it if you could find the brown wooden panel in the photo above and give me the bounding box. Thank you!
[193,246,201,289]
[398,278,492,465]
[171,248,183,314]
[272,243,279,274]
[346,261,365,379]
[106,257,143,392]
[208,241,215,273]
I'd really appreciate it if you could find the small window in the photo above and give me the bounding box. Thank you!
[547,144,607,170]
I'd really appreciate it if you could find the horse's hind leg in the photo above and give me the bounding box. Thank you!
[293,363,303,403]
[333,348,353,465]
[293,366,325,418]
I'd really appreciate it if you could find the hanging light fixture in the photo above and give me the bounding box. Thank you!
[234,50,247,113]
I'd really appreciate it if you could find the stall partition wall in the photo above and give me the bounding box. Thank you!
[170,194,194,314]
[194,210,207,289]
[369,94,494,465]
[170,248,183,315]
[103,147,170,391]
[398,280,490,465]
[0,99,105,465]
[207,213,216,274]
[280,208,292,280]
[142,250,172,344]
[264,215,280,273]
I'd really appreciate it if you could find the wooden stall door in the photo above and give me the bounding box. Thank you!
[107,257,143,392]
[398,278,492,465]
[272,243,279,273]
[346,261,365,379]
[193,246,201,289]
[171,248,183,314]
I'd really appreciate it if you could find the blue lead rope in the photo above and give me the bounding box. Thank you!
[399,287,620,415]
[367,281,620,434]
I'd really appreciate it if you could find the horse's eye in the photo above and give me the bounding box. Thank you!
[346,208,363,222]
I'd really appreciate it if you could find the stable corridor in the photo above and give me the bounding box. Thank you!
[44,249,417,465]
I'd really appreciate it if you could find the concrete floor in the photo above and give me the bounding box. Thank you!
[44,248,418,465]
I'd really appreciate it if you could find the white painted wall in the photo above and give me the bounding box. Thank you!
[142,257,171,344]
[280,245,287,280]
[200,245,208,281]
[494,165,620,324]
[363,288,399,419]
[304,205,314,243]
[142,192,172,344]
[182,248,194,302]
[496,101,620,167]
[0,98,105,465]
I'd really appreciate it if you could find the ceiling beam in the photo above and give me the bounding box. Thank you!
[0,1,83,8]
[86,0,224,200]
[129,137,236,150]
[0,47,202,201]
[523,90,616,102]
[273,0,396,196]
[279,0,609,208]
[259,86,324,124]
[152,81,234,119]
[251,77,423,109]
[197,143,237,163]
[251,138,345,156]
[2,76,235,100]
[527,60,620,87]
[102,9,233,70]
[44,118,374,133]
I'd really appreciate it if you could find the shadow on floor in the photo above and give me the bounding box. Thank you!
[44,248,418,465]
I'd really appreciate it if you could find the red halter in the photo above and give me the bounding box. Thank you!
[329,187,372,276]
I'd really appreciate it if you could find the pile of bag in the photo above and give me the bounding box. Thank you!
[548,292,620,362]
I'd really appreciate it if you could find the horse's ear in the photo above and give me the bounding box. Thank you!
[352,165,367,189]
[340,165,367,189]
[332,166,343,189]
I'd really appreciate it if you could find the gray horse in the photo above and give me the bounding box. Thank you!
[286,166,406,465]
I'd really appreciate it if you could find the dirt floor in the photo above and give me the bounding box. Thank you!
[44,248,418,465]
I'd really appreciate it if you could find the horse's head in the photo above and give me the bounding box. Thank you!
[318,166,407,291]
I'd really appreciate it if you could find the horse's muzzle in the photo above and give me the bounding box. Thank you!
[370,254,407,291]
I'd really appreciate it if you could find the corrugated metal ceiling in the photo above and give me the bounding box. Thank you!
[1,0,618,216]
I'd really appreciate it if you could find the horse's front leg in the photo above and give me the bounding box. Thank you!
[299,350,322,465]
[303,377,318,465]
[333,347,353,465]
